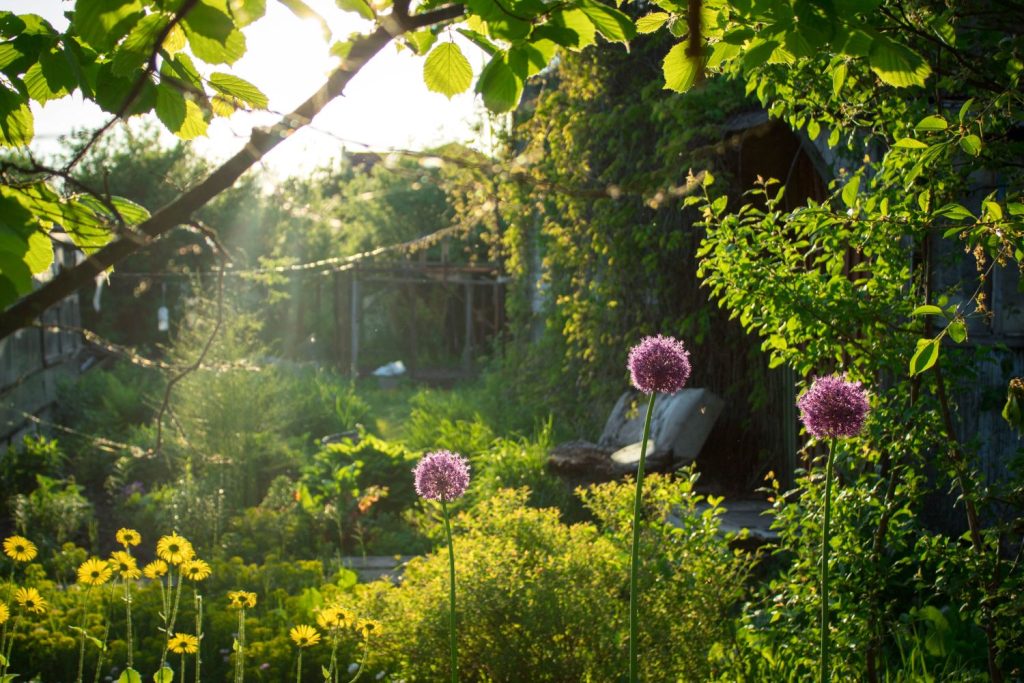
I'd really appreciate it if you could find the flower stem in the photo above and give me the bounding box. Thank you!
[194,591,203,683]
[124,577,134,670]
[820,437,837,683]
[347,638,370,683]
[441,501,458,683]
[628,391,656,683]
[159,567,183,674]
[295,649,303,683]
[235,609,246,683]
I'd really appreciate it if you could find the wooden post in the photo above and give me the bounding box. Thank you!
[462,281,473,374]
[350,268,360,377]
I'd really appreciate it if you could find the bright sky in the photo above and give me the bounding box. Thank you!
[5,0,490,177]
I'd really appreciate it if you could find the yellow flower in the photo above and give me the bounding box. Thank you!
[316,606,352,631]
[289,624,321,648]
[15,587,46,614]
[228,591,257,609]
[143,560,168,579]
[3,536,37,563]
[180,558,211,582]
[0,602,8,625]
[356,619,382,639]
[115,528,141,547]
[168,632,199,654]
[109,551,141,580]
[77,558,112,586]
[155,534,193,565]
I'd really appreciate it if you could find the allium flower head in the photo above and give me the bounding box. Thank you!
[413,450,471,502]
[78,557,112,586]
[3,536,37,563]
[627,335,692,394]
[797,374,870,439]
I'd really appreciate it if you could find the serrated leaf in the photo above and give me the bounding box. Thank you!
[228,0,267,26]
[910,305,942,316]
[24,50,76,104]
[893,137,928,149]
[24,230,53,275]
[959,134,981,156]
[209,72,268,109]
[423,42,472,99]
[578,0,635,44]
[336,0,374,20]
[947,320,967,343]
[0,83,34,147]
[476,53,522,113]
[662,41,701,93]
[636,12,669,34]
[869,37,931,87]
[163,23,186,53]
[915,115,947,131]
[155,87,208,140]
[405,30,436,55]
[909,337,939,376]
[183,2,246,64]
[547,9,596,51]
[72,0,143,51]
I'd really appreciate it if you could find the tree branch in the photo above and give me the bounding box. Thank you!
[0,3,466,343]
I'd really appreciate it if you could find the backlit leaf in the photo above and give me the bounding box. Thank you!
[209,72,268,109]
[909,337,939,376]
[423,42,472,99]
[662,41,700,93]
[869,37,931,87]
[636,12,669,34]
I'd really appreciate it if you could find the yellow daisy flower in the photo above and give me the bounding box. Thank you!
[180,558,211,582]
[3,536,37,563]
[77,558,112,586]
[289,624,321,648]
[316,606,352,631]
[15,587,47,614]
[0,602,9,624]
[109,551,141,580]
[228,591,257,609]
[167,632,199,654]
[142,559,168,579]
[155,534,193,565]
[356,619,382,639]
[115,528,141,547]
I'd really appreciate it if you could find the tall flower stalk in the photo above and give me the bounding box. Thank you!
[625,335,691,683]
[229,591,257,683]
[413,449,471,683]
[114,527,142,676]
[290,625,320,683]
[797,374,870,683]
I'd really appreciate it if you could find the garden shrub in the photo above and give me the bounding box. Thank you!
[356,475,748,682]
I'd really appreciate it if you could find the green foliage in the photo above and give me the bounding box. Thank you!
[356,477,748,681]
[9,475,94,550]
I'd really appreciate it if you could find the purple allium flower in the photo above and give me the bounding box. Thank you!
[413,450,471,502]
[797,374,870,438]
[627,335,692,394]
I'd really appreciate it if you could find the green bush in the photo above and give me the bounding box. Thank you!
[355,474,749,682]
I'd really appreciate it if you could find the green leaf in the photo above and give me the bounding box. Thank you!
[155,88,208,140]
[910,305,942,316]
[336,0,374,20]
[831,62,847,98]
[909,337,939,376]
[0,83,34,147]
[893,137,928,149]
[869,37,931,87]
[423,42,472,99]
[507,42,555,79]
[476,53,522,113]
[741,39,779,72]
[321,665,331,681]
[957,98,974,123]
[405,30,437,55]
[183,1,246,64]
[153,667,174,683]
[807,119,820,140]
[209,72,268,109]
[117,668,142,683]
[24,50,76,104]
[229,0,267,26]
[546,9,596,51]
[841,175,860,209]
[636,12,669,34]
[72,0,143,51]
[947,320,967,344]
[959,134,981,156]
[578,0,635,44]
[708,40,740,68]
[662,41,701,93]
[934,203,973,220]
[915,115,948,131]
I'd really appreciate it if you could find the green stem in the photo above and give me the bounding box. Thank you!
[347,638,371,683]
[820,437,837,683]
[180,653,185,683]
[628,392,656,683]
[159,567,184,673]
[194,591,203,683]
[235,609,245,683]
[124,577,134,670]
[76,587,89,683]
[295,649,303,683]
[441,501,458,683]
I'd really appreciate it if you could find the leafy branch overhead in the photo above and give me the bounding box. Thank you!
[0,0,956,341]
